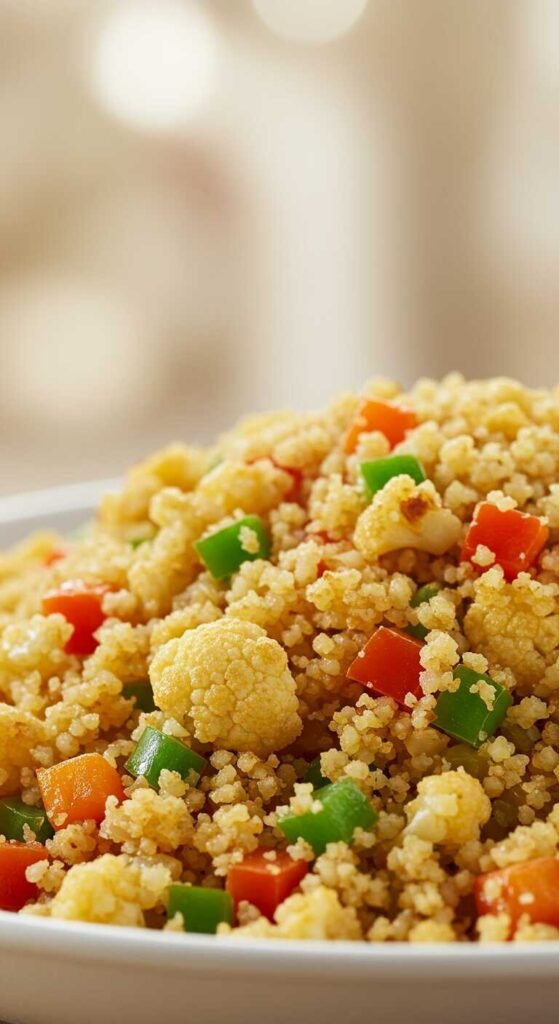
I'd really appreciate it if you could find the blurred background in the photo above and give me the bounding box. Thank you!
[1,0,559,495]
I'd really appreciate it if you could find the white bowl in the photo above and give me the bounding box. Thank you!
[0,483,558,1024]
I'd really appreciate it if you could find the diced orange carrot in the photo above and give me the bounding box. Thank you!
[37,753,124,829]
[344,399,418,454]
[474,857,559,934]
[0,842,49,912]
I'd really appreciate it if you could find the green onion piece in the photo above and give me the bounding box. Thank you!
[360,455,426,498]
[122,682,156,713]
[167,884,233,934]
[434,666,512,748]
[130,537,151,550]
[125,726,207,788]
[278,778,377,855]
[444,743,488,779]
[492,798,518,831]
[0,797,54,843]
[406,583,440,641]
[194,515,271,580]
[304,758,328,790]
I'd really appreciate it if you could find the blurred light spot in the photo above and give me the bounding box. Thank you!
[89,0,219,132]
[523,0,559,90]
[0,276,155,423]
[253,0,368,45]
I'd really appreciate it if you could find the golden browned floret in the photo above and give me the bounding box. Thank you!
[150,618,302,756]
[354,477,462,560]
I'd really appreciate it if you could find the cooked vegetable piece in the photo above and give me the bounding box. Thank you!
[474,857,559,932]
[501,722,540,754]
[461,502,549,581]
[226,850,307,921]
[0,797,53,844]
[346,626,423,708]
[167,884,233,933]
[443,743,488,780]
[406,582,440,640]
[304,758,328,790]
[344,398,418,454]
[277,778,377,855]
[0,842,49,911]
[434,666,512,748]
[360,455,426,498]
[130,537,151,550]
[121,681,156,713]
[37,753,124,829]
[194,515,271,580]
[125,726,207,789]
[43,546,68,567]
[42,580,109,656]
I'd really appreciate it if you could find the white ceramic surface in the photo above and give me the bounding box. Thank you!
[0,485,558,1024]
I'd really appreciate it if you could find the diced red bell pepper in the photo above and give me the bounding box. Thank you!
[37,753,124,829]
[0,842,49,912]
[461,503,549,581]
[344,399,418,454]
[226,850,307,921]
[474,857,559,934]
[346,626,424,707]
[42,580,110,655]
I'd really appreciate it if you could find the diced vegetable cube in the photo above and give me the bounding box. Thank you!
[37,753,124,829]
[360,455,426,498]
[461,503,548,581]
[344,399,418,454]
[304,758,328,790]
[474,857,559,933]
[121,681,156,713]
[125,726,207,789]
[167,884,233,933]
[194,515,271,580]
[0,797,53,844]
[405,583,440,640]
[434,666,512,748]
[277,778,377,855]
[0,842,49,912]
[42,580,109,656]
[346,626,423,708]
[226,850,307,920]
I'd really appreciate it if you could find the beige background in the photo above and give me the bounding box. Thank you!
[1,0,559,495]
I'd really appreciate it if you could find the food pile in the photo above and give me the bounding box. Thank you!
[2,376,559,943]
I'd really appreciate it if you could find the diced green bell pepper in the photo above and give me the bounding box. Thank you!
[0,796,54,843]
[304,757,328,790]
[194,515,271,580]
[125,726,207,788]
[443,742,488,779]
[406,583,440,641]
[501,722,540,754]
[122,681,156,713]
[434,666,512,748]
[278,778,377,855]
[167,884,233,933]
[360,455,426,498]
[130,537,151,550]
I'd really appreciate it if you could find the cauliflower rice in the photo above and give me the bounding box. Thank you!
[2,374,559,942]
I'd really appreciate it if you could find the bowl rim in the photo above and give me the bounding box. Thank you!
[2,911,559,975]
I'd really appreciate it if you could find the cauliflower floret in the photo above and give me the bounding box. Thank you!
[150,619,302,756]
[404,768,491,845]
[464,569,559,688]
[227,886,362,940]
[354,476,462,559]
[49,854,171,926]
[0,704,43,795]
